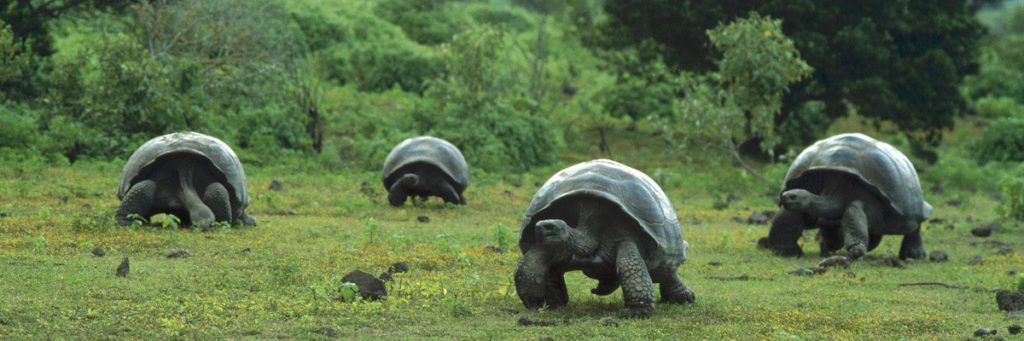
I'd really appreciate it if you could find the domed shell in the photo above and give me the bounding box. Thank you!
[381,136,468,191]
[519,159,687,263]
[117,132,250,216]
[783,133,932,226]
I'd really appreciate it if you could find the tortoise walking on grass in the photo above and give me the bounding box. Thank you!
[514,159,693,319]
[382,136,468,206]
[116,132,255,231]
[758,133,932,260]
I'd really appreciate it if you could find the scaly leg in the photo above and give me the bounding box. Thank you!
[841,201,870,260]
[617,240,655,319]
[898,228,926,260]
[115,180,157,225]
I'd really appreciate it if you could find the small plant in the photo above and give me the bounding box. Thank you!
[999,176,1024,221]
[156,214,181,229]
[126,213,147,228]
[1014,273,1024,294]
[435,233,468,263]
[338,282,360,302]
[211,221,231,232]
[261,192,280,212]
[366,217,380,243]
[31,235,48,252]
[489,223,514,252]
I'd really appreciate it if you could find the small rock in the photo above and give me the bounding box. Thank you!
[60,196,68,204]
[928,250,948,262]
[974,328,996,337]
[417,216,430,223]
[512,181,522,188]
[240,247,251,253]
[341,270,387,300]
[484,246,505,253]
[997,290,1024,311]
[929,217,947,224]
[379,272,393,282]
[945,224,955,230]
[165,248,191,258]
[92,247,106,257]
[599,316,619,327]
[818,255,851,269]
[712,201,729,210]
[747,211,771,225]
[268,180,283,191]
[1008,325,1022,335]
[707,261,723,267]
[116,257,130,277]
[518,317,556,327]
[967,215,975,223]
[315,326,338,337]
[788,267,827,276]
[990,192,1004,203]
[388,262,410,274]
[872,256,905,269]
[534,182,542,188]
[967,255,985,265]
[731,216,743,223]
[945,197,962,206]
[1010,311,1024,319]
[0,212,7,218]
[971,223,1002,237]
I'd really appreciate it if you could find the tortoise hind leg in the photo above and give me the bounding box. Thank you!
[202,182,232,226]
[237,212,257,226]
[115,180,157,225]
[616,240,655,319]
[898,228,926,260]
[652,264,694,304]
[437,180,463,205]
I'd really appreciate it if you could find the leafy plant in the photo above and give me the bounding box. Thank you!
[158,214,181,229]
[489,223,514,252]
[338,282,360,302]
[973,118,1024,163]
[999,175,1024,221]
[126,213,148,228]
[1014,273,1024,293]
[366,217,381,243]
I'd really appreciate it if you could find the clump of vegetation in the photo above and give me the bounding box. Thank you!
[973,118,1024,163]
[1000,175,1024,221]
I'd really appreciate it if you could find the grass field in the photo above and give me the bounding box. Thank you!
[0,156,1021,340]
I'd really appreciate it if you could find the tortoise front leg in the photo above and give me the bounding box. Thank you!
[202,182,232,226]
[616,240,655,319]
[237,211,257,226]
[387,180,409,207]
[652,264,694,304]
[898,228,926,260]
[545,273,569,308]
[514,248,551,309]
[436,180,464,205]
[759,209,806,257]
[115,180,157,225]
[841,201,870,260]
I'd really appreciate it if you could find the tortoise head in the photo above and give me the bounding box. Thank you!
[535,219,573,246]
[400,173,420,187]
[780,189,816,212]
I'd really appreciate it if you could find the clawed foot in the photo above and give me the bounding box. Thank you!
[758,237,804,257]
[625,305,653,319]
[661,288,695,304]
[846,243,867,260]
[899,247,926,260]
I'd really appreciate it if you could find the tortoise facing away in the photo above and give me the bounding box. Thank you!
[115,132,255,231]
[758,133,932,260]
[514,159,693,319]
[382,136,468,206]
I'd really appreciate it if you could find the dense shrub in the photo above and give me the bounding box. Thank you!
[973,118,1024,163]
[974,95,1023,119]
[374,0,470,45]
[1001,174,1024,221]
[344,40,441,94]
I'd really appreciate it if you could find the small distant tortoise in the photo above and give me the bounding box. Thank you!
[759,133,932,260]
[115,132,255,231]
[514,159,693,319]
[382,136,468,206]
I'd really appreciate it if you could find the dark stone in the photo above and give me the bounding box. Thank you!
[967,255,985,265]
[92,247,106,257]
[974,328,996,337]
[388,262,410,274]
[484,246,505,253]
[747,211,771,225]
[513,181,522,188]
[268,180,283,191]
[818,255,851,269]
[240,247,251,253]
[997,290,1024,312]
[417,216,430,223]
[0,212,7,218]
[534,182,542,188]
[990,192,1004,203]
[731,216,743,223]
[929,217,947,224]
[707,261,722,267]
[165,248,190,258]
[930,182,944,194]
[116,257,130,277]
[928,250,948,262]
[599,316,619,327]
[971,223,1002,237]
[379,272,393,282]
[788,267,827,276]
[341,270,387,300]
[315,326,339,337]
[945,196,962,206]
[1009,325,1022,335]
[712,201,729,210]
[518,317,556,327]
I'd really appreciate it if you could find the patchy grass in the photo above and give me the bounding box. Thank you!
[0,159,1021,339]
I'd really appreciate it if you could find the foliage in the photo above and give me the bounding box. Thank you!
[1015,273,1024,294]
[973,95,1023,119]
[374,0,471,45]
[963,51,1024,103]
[595,49,678,120]
[972,118,1024,163]
[596,0,985,144]
[412,24,562,172]
[999,174,1024,221]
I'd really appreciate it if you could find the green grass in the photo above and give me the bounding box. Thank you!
[0,158,1021,340]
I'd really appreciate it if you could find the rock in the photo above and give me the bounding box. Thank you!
[484,246,505,253]
[873,256,905,268]
[997,290,1024,312]
[341,270,387,300]
[378,272,393,282]
[116,257,130,277]
[0,212,7,218]
[731,216,743,223]
[929,217,947,224]
[967,215,975,223]
[513,181,522,188]
[599,316,619,327]
[92,247,106,257]
[707,261,723,267]
[972,223,1002,237]
[747,211,771,225]
[388,262,410,274]
[788,267,827,276]
[1010,311,1024,319]
[928,250,948,262]
[165,248,190,258]
[945,196,962,206]
[930,182,944,194]
[268,180,283,191]
[1009,325,1022,335]
[818,255,852,269]
[417,216,430,223]
[990,192,1004,203]
[712,201,729,210]
[315,326,338,337]
[974,328,996,337]
[518,317,556,327]
[967,255,985,265]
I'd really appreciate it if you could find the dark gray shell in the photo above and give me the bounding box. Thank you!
[519,159,687,264]
[783,133,932,227]
[381,136,468,191]
[117,132,250,217]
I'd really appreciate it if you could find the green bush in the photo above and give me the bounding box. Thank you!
[374,0,470,45]
[345,40,441,94]
[922,154,1004,193]
[973,118,1024,163]
[1000,174,1024,221]
[974,95,1022,119]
